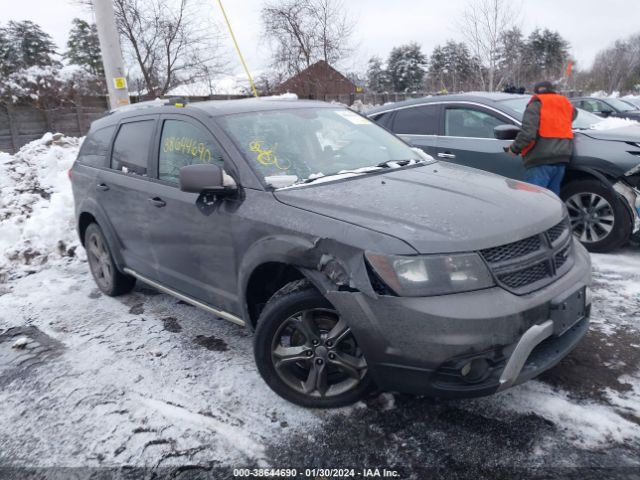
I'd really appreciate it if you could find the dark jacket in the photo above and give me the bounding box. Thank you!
[510,95,577,168]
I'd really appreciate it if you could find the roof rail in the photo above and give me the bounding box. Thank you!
[109,97,188,114]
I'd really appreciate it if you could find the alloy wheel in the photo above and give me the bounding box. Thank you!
[271,308,367,398]
[87,232,113,290]
[565,192,615,243]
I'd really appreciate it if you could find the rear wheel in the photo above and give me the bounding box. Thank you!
[561,179,632,253]
[254,280,372,408]
[85,223,136,296]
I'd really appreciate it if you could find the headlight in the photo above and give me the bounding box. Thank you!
[365,252,495,297]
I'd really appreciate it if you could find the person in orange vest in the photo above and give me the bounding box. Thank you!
[506,81,577,196]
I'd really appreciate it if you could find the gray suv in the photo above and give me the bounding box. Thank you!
[70,98,592,407]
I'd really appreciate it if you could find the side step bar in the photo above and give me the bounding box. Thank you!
[123,268,245,327]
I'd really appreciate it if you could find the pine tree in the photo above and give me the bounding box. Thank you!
[0,27,12,76]
[497,27,527,89]
[366,56,390,93]
[66,19,103,76]
[525,28,570,82]
[387,43,427,92]
[428,41,475,92]
[2,20,58,74]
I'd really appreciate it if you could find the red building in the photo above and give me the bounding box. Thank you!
[277,60,357,98]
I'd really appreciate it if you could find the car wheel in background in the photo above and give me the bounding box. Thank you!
[85,223,136,296]
[561,179,632,253]
[254,279,373,408]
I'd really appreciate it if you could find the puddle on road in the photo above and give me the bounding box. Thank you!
[0,326,64,387]
[194,335,228,352]
[162,317,182,333]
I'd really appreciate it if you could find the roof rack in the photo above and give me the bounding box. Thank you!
[109,97,188,114]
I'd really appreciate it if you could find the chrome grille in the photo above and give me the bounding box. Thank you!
[480,217,573,294]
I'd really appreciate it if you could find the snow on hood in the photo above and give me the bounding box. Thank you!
[0,133,83,282]
[589,117,640,130]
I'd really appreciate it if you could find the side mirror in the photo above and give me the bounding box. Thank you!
[600,110,613,117]
[494,124,521,140]
[179,164,236,195]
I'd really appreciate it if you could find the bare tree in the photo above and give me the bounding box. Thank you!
[112,0,227,97]
[261,0,354,76]
[459,0,521,91]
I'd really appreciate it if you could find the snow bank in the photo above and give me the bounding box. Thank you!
[0,133,83,282]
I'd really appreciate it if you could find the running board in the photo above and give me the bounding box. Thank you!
[123,268,245,327]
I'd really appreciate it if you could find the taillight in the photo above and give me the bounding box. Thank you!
[68,168,73,180]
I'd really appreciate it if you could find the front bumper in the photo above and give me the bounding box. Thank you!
[326,240,592,398]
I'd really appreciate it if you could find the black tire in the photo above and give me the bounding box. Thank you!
[84,223,136,296]
[254,280,373,408]
[561,179,632,253]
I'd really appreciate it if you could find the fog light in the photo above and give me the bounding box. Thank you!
[460,358,489,382]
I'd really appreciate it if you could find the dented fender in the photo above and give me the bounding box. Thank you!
[237,235,379,326]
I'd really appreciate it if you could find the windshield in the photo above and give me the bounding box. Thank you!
[606,98,637,112]
[217,107,425,187]
[497,97,608,129]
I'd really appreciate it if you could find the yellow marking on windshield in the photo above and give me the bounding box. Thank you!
[249,140,291,170]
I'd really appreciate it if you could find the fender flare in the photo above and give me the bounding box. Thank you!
[237,235,321,326]
[77,197,127,272]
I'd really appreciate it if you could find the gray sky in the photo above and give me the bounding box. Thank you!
[4,0,640,75]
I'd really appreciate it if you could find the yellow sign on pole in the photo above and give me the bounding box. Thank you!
[113,77,127,90]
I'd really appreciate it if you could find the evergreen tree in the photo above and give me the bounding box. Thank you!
[0,27,12,77]
[497,27,527,89]
[429,41,475,92]
[387,43,427,92]
[66,18,103,76]
[366,56,390,92]
[525,28,570,82]
[2,20,58,74]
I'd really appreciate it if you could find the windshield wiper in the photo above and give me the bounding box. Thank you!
[376,159,413,168]
[301,166,382,184]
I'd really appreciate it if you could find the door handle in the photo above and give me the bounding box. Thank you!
[96,183,109,191]
[437,152,456,159]
[148,197,166,208]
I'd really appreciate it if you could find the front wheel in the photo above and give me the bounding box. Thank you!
[561,179,632,253]
[254,280,373,408]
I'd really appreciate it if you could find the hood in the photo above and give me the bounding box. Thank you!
[580,125,640,142]
[274,163,565,254]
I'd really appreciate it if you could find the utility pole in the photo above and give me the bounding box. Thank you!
[93,0,130,109]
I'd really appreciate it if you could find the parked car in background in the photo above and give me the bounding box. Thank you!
[367,93,640,252]
[622,96,640,109]
[70,98,591,407]
[570,96,640,120]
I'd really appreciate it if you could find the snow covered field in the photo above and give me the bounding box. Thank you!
[0,136,639,477]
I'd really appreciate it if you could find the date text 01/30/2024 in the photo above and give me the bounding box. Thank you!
[232,468,401,478]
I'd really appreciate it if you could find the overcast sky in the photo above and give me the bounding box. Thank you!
[4,0,640,75]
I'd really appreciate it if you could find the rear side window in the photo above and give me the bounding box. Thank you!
[392,105,439,135]
[77,126,115,167]
[158,120,224,184]
[444,108,503,138]
[111,120,155,175]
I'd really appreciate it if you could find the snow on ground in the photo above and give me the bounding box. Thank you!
[0,136,639,472]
